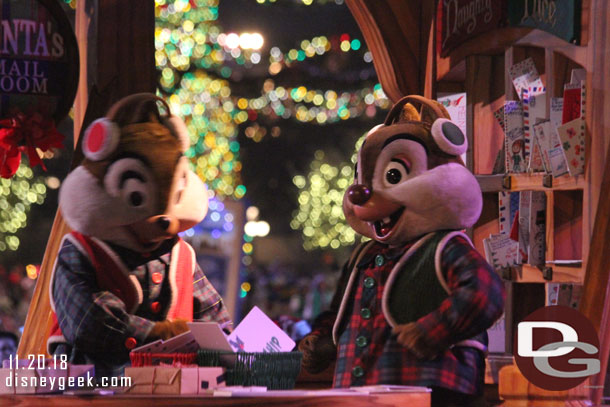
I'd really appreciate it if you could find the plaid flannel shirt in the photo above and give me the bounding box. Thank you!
[331,234,505,394]
[52,236,231,377]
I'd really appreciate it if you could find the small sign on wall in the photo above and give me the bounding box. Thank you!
[437,0,581,57]
[508,0,580,44]
[436,0,507,57]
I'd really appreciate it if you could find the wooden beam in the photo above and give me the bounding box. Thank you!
[346,0,434,102]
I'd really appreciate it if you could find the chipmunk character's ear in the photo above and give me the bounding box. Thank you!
[82,118,121,161]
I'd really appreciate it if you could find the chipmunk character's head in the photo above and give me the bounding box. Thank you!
[59,93,207,252]
[343,95,482,246]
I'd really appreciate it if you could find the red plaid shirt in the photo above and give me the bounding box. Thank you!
[332,234,505,394]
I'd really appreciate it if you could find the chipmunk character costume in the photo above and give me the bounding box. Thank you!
[299,96,504,406]
[48,94,231,377]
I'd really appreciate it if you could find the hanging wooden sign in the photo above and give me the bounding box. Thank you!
[0,0,78,121]
[508,0,580,44]
[436,0,507,57]
[0,0,78,177]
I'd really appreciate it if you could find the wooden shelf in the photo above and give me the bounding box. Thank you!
[476,174,586,193]
[508,263,583,284]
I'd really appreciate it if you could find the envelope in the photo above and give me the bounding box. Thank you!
[124,366,210,395]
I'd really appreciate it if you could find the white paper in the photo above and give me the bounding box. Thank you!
[509,58,544,99]
[504,101,526,173]
[519,191,531,264]
[188,322,234,353]
[550,97,563,129]
[522,86,546,163]
[438,92,467,165]
[570,68,586,85]
[528,191,546,266]
[484,234,519,268]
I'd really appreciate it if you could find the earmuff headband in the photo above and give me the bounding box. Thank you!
[383,95,467,157]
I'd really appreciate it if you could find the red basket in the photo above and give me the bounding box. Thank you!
[129,352,197,367]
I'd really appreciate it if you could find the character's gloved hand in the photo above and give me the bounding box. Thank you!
[148,319,189,340]
[298,332,337,374]
[393,322,440,360]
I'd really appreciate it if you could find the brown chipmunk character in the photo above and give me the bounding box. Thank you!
[299,95,505,406]
[48,94,231,377]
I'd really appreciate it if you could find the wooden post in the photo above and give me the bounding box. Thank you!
[18,0,156,357]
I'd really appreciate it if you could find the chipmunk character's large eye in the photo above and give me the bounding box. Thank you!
[104,158,157,212]
[383,159,410,186]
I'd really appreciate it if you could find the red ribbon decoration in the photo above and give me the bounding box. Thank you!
[0,113,64,178]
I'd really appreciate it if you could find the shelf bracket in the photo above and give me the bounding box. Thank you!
[502,175,512,190]
[542,266,553,281]
[543,174,553,188]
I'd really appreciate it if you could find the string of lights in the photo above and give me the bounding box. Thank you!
[269,34,369,69]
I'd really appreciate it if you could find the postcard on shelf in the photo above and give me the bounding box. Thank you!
[522,87,546,162]
[527,191,546,266]
[227,306,296,353]
[518,191,531,264]
[509,57,544,99]
[547,283,560,306]
[528,140,545,172]
[504,101,526,173]
[570,68,586,85]
[562,83,582,124]
[483,234,520,269]
[550,97,563,129]
[438,92,467,165]
[493,105,505,132]
[498,192,519,235]
[533,120,568,176]
[557,117,585,176]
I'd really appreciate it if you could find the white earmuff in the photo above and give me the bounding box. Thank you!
[82,118,121,161]
[430,118,467,156]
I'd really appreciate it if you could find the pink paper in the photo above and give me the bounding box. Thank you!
[227,306,295,353]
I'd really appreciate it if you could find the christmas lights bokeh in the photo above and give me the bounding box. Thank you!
[291,136,366,250]
[155,0,388,200]
[0,163,47,252]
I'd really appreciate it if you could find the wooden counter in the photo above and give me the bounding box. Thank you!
[0,390,431,407]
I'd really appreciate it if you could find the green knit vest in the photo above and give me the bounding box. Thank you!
[387,231,450,325]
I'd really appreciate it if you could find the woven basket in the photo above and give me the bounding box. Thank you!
[197,350,303,390]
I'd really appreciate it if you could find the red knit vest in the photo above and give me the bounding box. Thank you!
[47,232,194,352]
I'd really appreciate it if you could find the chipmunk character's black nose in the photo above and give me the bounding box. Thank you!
[347,184,371,205]
[156,216,171,231]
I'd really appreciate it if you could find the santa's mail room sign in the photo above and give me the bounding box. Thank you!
[0,0,78,123]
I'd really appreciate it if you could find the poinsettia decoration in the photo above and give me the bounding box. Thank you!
[0,112,65,178]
